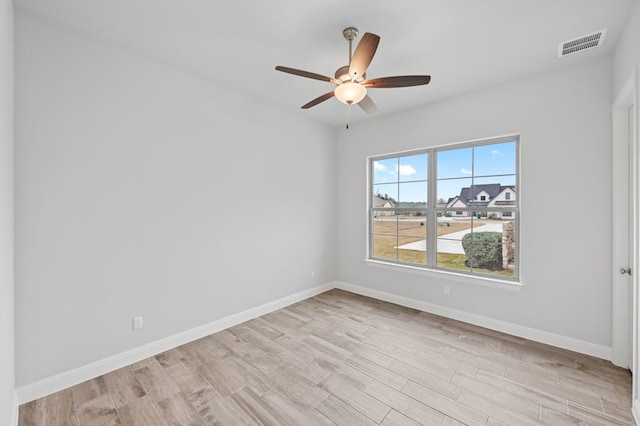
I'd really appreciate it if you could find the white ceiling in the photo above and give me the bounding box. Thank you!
[14,0,637,128]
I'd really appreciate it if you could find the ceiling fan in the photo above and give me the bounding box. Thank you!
[275,27,431,127]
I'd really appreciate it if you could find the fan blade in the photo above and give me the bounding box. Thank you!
[363,75,431,88]
[301,91,335,109]
[358,95,377,114]
[276,66,340,84]
[349,33,380,79]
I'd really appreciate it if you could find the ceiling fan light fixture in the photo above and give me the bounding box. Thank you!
[334,82,367,105]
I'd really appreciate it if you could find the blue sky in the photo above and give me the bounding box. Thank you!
[373,141,516,203]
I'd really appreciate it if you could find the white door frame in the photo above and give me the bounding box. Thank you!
[612,67,638,419]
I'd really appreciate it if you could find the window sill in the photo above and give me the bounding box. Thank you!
[364,259,523,292]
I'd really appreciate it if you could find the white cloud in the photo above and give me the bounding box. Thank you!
[397,164,417,176]
[492,149,504,156]
[461,168,472,175]
[373,161,387,172]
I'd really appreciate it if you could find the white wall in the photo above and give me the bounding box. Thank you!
[336,56,613,347]
[0,0,15,423]
[14,12,336,387]
[613,0,640,95]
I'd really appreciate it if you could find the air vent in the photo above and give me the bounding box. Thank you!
[558,29,607,57]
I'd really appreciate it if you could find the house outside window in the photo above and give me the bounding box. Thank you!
[369,136,519,281]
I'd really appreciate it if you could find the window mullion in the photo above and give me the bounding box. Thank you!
[427,150,437,267]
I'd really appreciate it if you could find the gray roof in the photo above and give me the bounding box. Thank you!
[456,184,515,206]
[460,183,502,202]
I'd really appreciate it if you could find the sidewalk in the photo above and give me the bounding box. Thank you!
[398,222,504,254]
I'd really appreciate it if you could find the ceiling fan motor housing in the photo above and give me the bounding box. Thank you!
[334,65,365,83]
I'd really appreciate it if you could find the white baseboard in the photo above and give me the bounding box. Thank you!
[16,282,334,404]
[12,390,18,426]
[335,281,612,361]
[633,398,640,426]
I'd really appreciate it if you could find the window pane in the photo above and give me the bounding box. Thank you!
[371,211,398,261]
[473,141,516,177]
[437,216,475,272]
[372,183,398,207]
[437,215,515,278]
[372,212,397,236]
[437,147,472,179]
[372,234,398,261]
[438,178,472,206]
[372,157,398,184]
[399,181,427,205]
[398,153,427,182]
[397,212,427,265]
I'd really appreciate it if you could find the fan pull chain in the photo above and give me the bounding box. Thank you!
[346,104,351,129]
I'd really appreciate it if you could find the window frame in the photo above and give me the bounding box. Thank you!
[368,135,520,283]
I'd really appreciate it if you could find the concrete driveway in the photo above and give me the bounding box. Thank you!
[398,222,504,254]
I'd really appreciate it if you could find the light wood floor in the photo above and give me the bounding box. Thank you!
[19,289,634,425]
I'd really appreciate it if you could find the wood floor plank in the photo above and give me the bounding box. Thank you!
[115,396,165,426]
[401,380,488,426]
[215,330,283,373]
[455,387,542,426]
[269,364,329,407]
[195,359,245,397]
[228,386,290,425]
[71,376,110,409]
[33,389,79,426]
[389,359,461,400]
[380,409,424,426]
[319,374,390,423]
[216,353,274,396]
[315,395,379,426]
[154,348,184,368]
[132,359,181,403]
[187,386,249,425]
[103,367,147,408]
[162,359,209,397]
[18,400,37,426]
[388,347,457,381]
[363,379,445,425]
[340,339,395,368]
[244,317,285,340]
[178,339,222,369]
[441,416,468,426]
[260,390,334,426]
[474,369,567,413]
[155,392,205,426]
[539,405,584,425]
[451,371,541,420]
[315,355,374,390]
[567,400,631,425]
[274,348,331,384]
[75,393,121,426]
[346,354,408,390]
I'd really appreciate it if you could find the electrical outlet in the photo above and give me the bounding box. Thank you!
[444,286,450,296]
[311,270,315,279]
[132,316,143,330]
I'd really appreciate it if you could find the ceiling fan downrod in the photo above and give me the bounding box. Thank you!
[343,27,358,66]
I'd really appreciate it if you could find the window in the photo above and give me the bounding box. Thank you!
[369,136,518,281]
